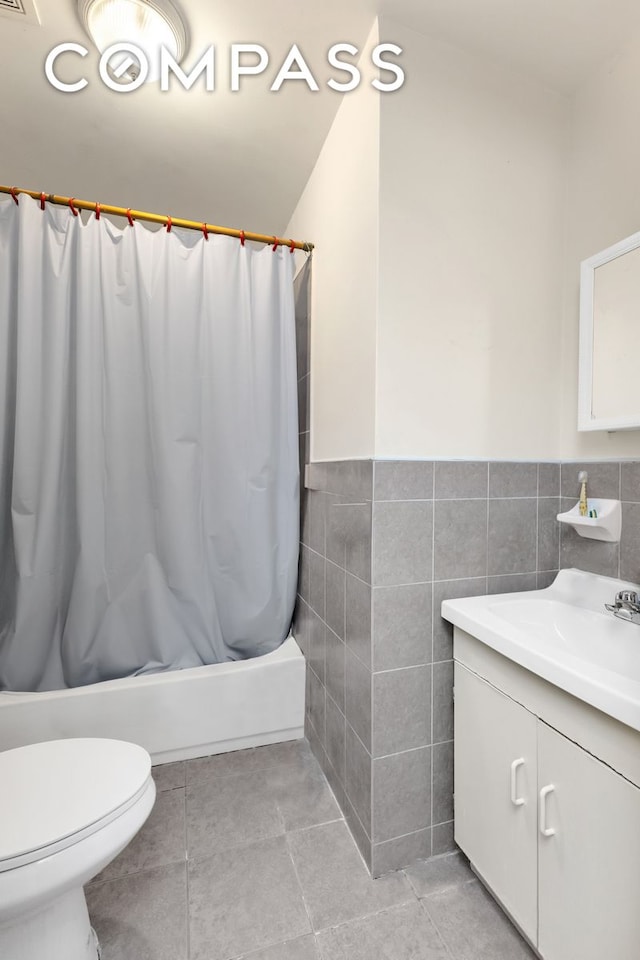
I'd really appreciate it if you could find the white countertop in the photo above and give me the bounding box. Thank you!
[441,569,640,733]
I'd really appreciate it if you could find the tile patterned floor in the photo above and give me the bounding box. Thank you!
[86,739,536,960]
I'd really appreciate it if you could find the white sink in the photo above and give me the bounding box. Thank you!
[441,569,640,732]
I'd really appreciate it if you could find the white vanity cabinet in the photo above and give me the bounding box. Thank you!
[454,663,538,942]
[537,722,640,960]
[454,643,640,960]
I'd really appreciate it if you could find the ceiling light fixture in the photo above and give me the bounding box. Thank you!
[78,0,187,83]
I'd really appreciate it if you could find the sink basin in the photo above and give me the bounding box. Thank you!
[441,569,640,732]
[489,598,640,677]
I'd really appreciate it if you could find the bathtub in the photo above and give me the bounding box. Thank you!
[0,636,306,764]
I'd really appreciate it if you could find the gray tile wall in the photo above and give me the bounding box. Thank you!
[294,459,375,869]
[293,454,565,876]
[369,460,559,876]
[294,462,640,878]
[559,461,640,582]
[291,277,640,877]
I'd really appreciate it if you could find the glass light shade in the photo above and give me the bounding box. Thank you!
[80,0,187,83]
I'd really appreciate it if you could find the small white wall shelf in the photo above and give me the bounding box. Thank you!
[556,499,621,543]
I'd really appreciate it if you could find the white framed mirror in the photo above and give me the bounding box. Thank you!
[579,230,640,432]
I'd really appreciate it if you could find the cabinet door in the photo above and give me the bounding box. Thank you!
[538,722,640,960]
[454,662,538,943]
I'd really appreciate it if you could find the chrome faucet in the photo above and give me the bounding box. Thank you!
[605,591,640,625]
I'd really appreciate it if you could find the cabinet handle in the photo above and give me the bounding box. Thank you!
[539,784,556,837]
[510,758,525,806]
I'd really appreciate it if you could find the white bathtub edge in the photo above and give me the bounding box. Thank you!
[152,726,305,765]
[0,635,306,763]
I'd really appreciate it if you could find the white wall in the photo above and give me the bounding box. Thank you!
[290,19,640,464]
[375,20,569,460]
[560,34,640,459]
[286,22,380,461]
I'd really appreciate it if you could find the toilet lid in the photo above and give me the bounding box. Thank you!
[0,738,151,870]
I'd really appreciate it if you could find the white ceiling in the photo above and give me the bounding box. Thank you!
[1,0,639,236]
[383,0,640,95]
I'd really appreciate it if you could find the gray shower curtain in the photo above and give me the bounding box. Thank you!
[0,195,299,692]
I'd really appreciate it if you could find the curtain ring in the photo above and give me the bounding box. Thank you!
[68,198,79,217]
[240,230,246,247]
[272,236,279,252]
[126,208,135,227]
[95,202,101,221]
[10,187,19,205]
[40,192,47,211]
[166,216,172,233]
[289,239,295,254]
[202,222,209,240]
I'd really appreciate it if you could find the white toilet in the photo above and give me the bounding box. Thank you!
[0,738,156,960]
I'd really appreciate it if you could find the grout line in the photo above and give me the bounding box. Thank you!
[372,742,434,763]
[375,494,550,501]
[617,477,622,580]
[184,754,310,787]
[485,481,490,585]
[375,497,434,503]
[347,721,373,761]
[272,789,288,840]
[430,460,436,842]
[185,829,291,868]
[344,799,375,872]
[341,731,375,863]
[557,482,562,571]
[431,818,455,832]
[430,736,455,749]
[430,630,435,836]
[325,686,345,721]
[375,495,546,502]
[431,466,436,615]
[342,755,373,857]
[344,643,372,687]
[418,900,459,960]
[184,786,191,960]
[535,466,540,578]
[87,850,188,888]
[154,784,187,796]
[237,935,319,960]
[349,572,541,592]
[313,895,419,938]
[374,662,432,677]
[368,501,375,777]
[285,816,345,838]
[376,824,434,850]
[282,830,317,937]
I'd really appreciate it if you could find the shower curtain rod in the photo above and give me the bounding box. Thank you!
[0,185,314,252]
